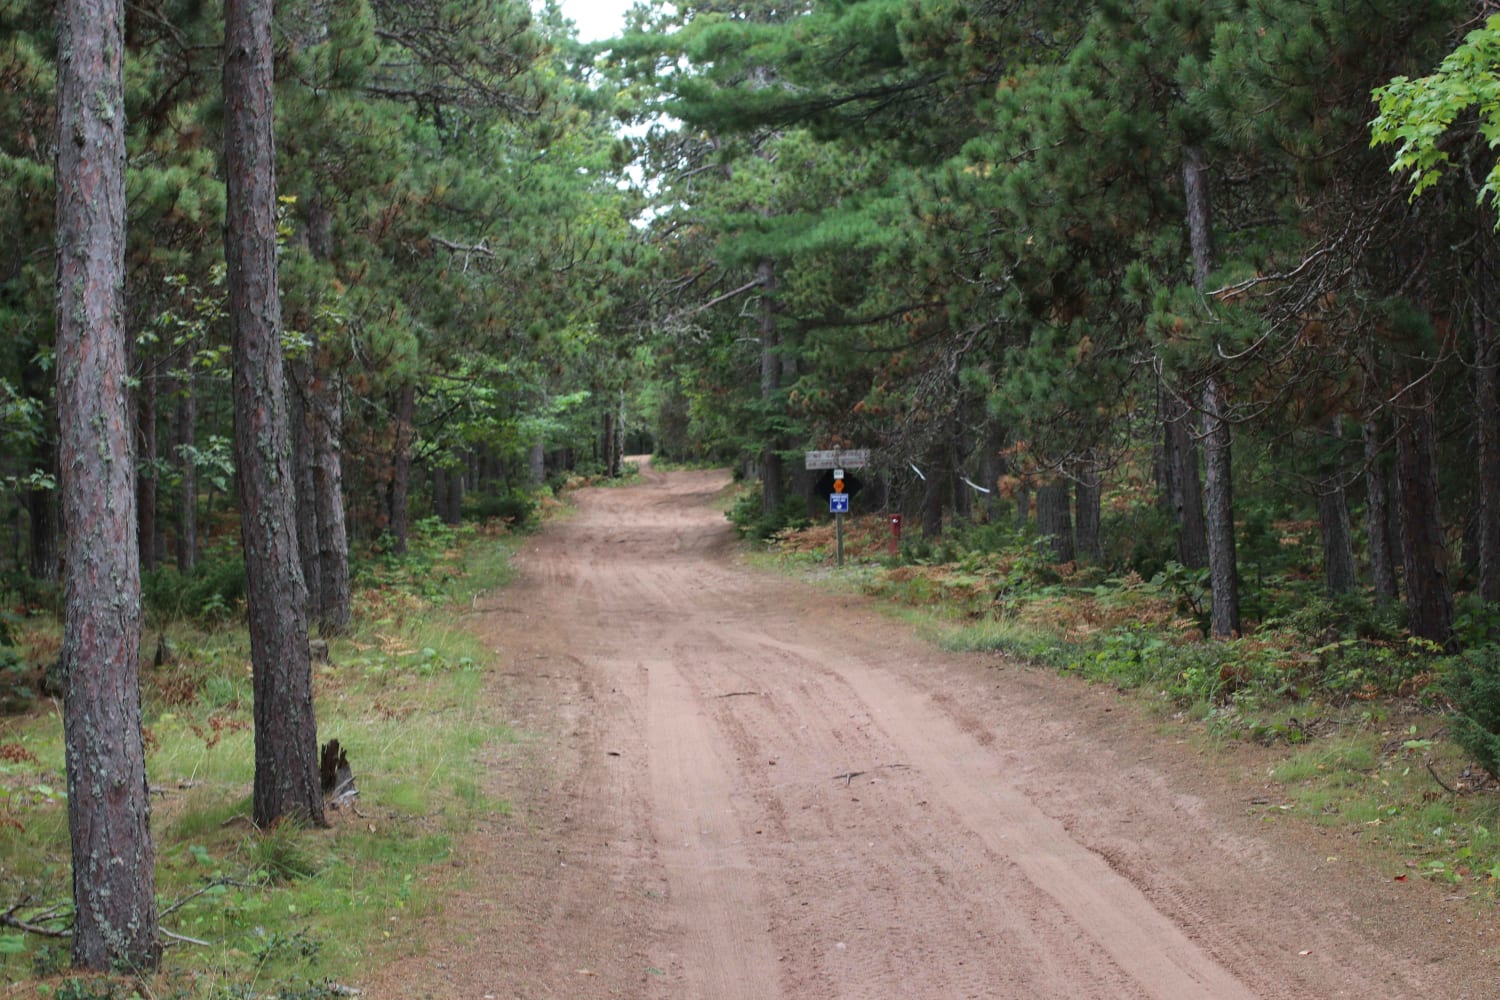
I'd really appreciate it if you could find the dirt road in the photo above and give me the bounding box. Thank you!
[366,462,1498,999]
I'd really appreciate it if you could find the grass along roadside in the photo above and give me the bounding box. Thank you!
[0,517,523,999]
[753,514,1500,907]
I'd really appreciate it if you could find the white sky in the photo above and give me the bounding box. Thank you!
[555,0,639,42]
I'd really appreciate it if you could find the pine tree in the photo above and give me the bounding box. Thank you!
[224,0,325,828]
[55,0,160,970]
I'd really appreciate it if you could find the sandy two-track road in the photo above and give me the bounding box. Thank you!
[365,461,1498,999]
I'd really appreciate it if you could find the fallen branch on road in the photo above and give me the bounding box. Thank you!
[833,763,912,786]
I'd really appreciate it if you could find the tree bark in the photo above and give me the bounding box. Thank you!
[1474,225,1500,604]
[1074,453,1103,563]
[23,449,60,583]
[1184,144,1239,637]
[388,383,415,554]
[136,364,159,571]
[173,375,197,572]
[20,353,60,581]
[1362,414,1398,602]
[311,374,350,634]
[225,0,325,828]
[921,443,945,540]
[289,357,322,619]
[289,357,351,632]
[288,127,350,631]
[1318,487,1357,597]
[1202,381,1240,637]
[55,0,160,969]
[1036,477,1075,563]
[1183,146,1214,287]
[1014,476,1031,530]
[1317,422,1357,596]
[1161,390,1208,569]
[437,463,463,524]
[528,441,545,485]
[432,466,449,519]
[1394,379,1454,648]
[601,408,617,478]
[758,257,784,515]
[978,417,1006,523]
[951,431,972,524]
[614,389,627,475]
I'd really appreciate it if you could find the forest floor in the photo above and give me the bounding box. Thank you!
[361,459,1500,999]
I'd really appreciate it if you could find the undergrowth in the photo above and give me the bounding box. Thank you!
[0,516,524,998]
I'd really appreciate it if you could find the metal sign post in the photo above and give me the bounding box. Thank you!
[829,491,850,566]
[808,451,868,569]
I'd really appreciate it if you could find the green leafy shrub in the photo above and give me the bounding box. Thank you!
[470,487,536,527]
[1441,646,1500,777]
[143,557,246,623]
[0,569,60,614]
[727,487,808,540]
[945,518,1029,558]
[1276,592,1406,643]
[1453,594,1500,648]
[1149,561,1210,624]
[1069,624,1175,690]
[0,612,30,713]
[0,657,30,714]
[1101,502,1178,580]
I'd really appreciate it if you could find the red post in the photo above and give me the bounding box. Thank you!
[889,514,903,556]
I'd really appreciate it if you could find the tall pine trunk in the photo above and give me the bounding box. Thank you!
[1201,377,1240,636]
[601,408,617,478]
[290,359,322,621]
[20,355,60,581]
[614,390,626,475]
[1394,378,1454,648]
[1474,224,1500,604]
[136,364,159,571]
[1161,390,1208,569]
[311,375,350,633]
[1318,488,1357,596]
[1014,476,1031,530]
[55,0,159,969]
[1037,477,1075,563]
[1074,452,1103,563]
[24,446,59,582]
[287,183,349,632]
[978,416,1006,523]
[951,430,972,524]
[174,375,197,572]
[225,0,324,828]
[921,442,945,539]
[1362,412,1399,602]
[758,257,784,515]
[436,464,463,525]
[1318,422,1357,595]
[388,383,415,554]
[1184,144,1239,638]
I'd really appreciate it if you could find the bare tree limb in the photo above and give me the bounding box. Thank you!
[161,928,212,947]
[679,277,764,318]
[1,900,72,939]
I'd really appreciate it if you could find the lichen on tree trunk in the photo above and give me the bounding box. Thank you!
[224,0,325,829]
[55,0,160,971]
[1183,144,1239,638]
